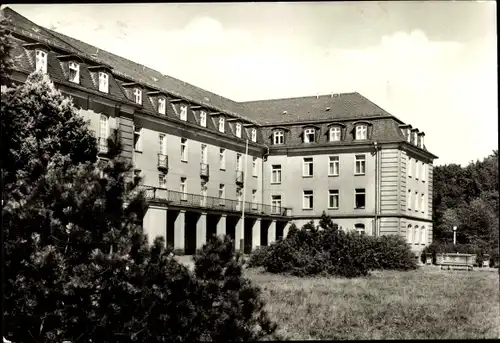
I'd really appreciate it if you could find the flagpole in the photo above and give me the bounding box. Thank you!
[241,138,249,253]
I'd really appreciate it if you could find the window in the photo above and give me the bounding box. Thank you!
[159,133,167,155]
[201,144,207,164]
[413,132,418,145]
[134,127,142,152]
[355,223,365,235]
[181,138,188,161]
[407,189,412,209]
[252,157,257,176]
[35,50,47,73]
[407,225,413,243]
[180,177,187,200]
[271,165,282,184]
[328,189,339,209]
[69,62,79,83]
[99,115,108,139]
[236,153,242,171]
[218,117,225,133]
[303,157,313,177]
[329,126,341,141]
[273,131,284,145]
[200,111,207,127]
[422,163,426,182]
[237,188,243,208]
[133,88,142,105]
[303,190,314,209]
[158,173,167,188]
[271,195,282,214]
[415,191,419,212]
[408,157,413,177]
[415,160,420,180]
[420,193,425,213]
[200,183,207,206]
[355,188,366,209]
[235,123,242,138]
[98,72,109,93]
[304,128,315,143]
[252,189,258,209]
[355,124,367,140]
[407,128,412,142]
[328,156,339,176]
[420,226,426,245]
[355,155,366,175]
[219,148,226,170]
[251,128,257,142]
[158,97,166,115]
[414,226,419,244]
[218,184,225,203]
[180,105,187,121]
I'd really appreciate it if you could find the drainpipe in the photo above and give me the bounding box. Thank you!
[373,141,379,237]
[262,144,270,206]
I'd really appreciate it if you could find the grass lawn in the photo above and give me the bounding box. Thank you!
[246,267,500,340]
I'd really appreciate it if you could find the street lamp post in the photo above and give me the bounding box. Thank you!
[453,226,457,245]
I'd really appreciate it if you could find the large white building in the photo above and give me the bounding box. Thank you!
[3,7,437,257]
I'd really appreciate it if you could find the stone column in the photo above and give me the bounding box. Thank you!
[268,220,276,245]
[174,210,185,253]
[143,206,167,246]
[283,221,292,239]
[252,218,261,251]
[196,212,207,250]
[216,214,227,238]
[235,217,243,252]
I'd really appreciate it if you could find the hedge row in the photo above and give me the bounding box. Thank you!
[248,212,417,277]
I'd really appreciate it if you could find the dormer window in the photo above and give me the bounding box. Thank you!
[98,72,109,93]
[218,117,225,133]
[329,126,341,141]
[413,131,418,145]
[304,128,315,143]
[133,88,142,105]
[180,105,187,121]
[200,111,207,127]
[158,97,166,115]
[407,128,412,142]
[273,130,284,145]
[251,128,257,142]
[35,50,47,73]
[68,62,79,83]
[355,124,368,140]
[235,123,242,138]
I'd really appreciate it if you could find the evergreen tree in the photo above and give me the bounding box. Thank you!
[2,58,276,343]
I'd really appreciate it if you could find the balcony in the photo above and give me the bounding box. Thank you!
[157,153,168,171]
[200,163,210,179]
[140,186,292,217]
[97,137,108,155]
[236,170,244,185]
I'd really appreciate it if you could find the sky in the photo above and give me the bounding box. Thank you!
[4,2,497,166]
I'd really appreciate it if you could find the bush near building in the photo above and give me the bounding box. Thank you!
[248,212,417,277]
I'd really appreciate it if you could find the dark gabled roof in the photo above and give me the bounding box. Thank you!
[239,92,396,125]
[1,7,405,129]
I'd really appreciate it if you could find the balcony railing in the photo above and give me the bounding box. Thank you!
[157,154,168,171]
[140,186,292,217]
[98,137,108,154]
[200,163,209,179]
[236,170,244,185]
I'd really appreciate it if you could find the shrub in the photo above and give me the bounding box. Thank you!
[247,245,272,268]
[192,235,277,341]
[248,212,417,278]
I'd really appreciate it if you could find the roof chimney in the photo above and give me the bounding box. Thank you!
[316,93,319,99]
